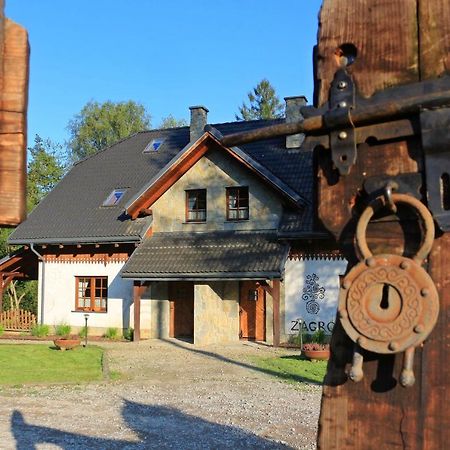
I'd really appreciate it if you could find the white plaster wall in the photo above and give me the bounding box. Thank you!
[41,261,134,333]
[284,258,348,335]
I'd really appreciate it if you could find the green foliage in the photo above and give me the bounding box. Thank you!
[79,326,89,339]
[0,228,13,259]
[104,327,120,340]
[31,324,50,337]
[55,323,71,337]
[288,333,303,346]
[0,344,104,384]
[27,135,66,211]
[123,327,134,341]
[311,329,327,345]
[0,325,4,336]
[251,355,327,385]
[236,79,285,121]
[67,100,151,161]
[3,280,38,315]
[158,114,187,129]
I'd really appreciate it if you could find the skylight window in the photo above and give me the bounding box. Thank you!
[143,139,164,153]
[103,189,127,206]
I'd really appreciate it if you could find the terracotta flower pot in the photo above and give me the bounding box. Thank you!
[53,338,81,351]
[302,349,330,361]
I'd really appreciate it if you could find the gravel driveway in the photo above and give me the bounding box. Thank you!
[0,339,322,449]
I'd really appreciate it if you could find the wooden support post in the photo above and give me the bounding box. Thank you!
[0,274,3,313]
[272,280,280,347]
[313,1,450,448]
[133,281,142,342]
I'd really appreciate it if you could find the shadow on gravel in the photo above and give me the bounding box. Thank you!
[163,338,323,386]
[11,400,291,449]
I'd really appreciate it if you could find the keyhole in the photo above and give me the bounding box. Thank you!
[380,284,390,310]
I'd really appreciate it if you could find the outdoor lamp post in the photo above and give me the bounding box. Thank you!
[83,313,89,347]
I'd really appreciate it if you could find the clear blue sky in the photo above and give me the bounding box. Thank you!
[7,0,322,146]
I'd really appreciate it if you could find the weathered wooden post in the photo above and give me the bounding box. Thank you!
[315,2,449,448]
[0,0,29,226]
[221,1,449,448]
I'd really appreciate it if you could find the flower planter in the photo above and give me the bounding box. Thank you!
[53,338,81,351]
[302,349,330,361]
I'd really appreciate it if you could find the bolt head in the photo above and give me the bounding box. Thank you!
[421,288,430,297]
[338,131,348,140]
[365,257,376,267]
[357,337,366,347]
[338,101,347,108]
[388,341,399,351]
[414,324,424,334]
[338,81,348,89]
[400,260,410,270]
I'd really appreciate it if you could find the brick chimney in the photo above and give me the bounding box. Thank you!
[284,96,307,149]
[189,105,209,142]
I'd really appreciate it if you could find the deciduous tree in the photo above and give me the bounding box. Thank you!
[67,100,151,161]
[27,135,66,210]
[159,114,187,129]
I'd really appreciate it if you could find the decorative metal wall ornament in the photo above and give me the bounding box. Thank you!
[338,192,439,387]
[302,273,326,315]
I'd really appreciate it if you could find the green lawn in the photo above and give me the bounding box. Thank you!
[0,344,104,385]
[250,354,327,385]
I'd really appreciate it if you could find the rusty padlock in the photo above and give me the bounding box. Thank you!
[338,193,439,387]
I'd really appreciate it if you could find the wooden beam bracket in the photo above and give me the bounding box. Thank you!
[324,69,357,176]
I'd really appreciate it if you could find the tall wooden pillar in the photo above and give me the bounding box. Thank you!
[315,1,450,449]
[0,2,29,226]
[133,281,143,341]
[0,274,3,312]
[272,280,280,347]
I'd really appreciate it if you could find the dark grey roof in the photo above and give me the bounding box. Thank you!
[9,128,188,244]
[277,207,331,238]
[120,231,289,280]
[9,119,315,245]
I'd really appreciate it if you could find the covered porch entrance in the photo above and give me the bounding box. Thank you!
[124,231,285,346]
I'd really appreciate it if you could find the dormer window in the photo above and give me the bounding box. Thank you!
[186,189,206,222]
[103,188,126,206]
[227,186,249,220]
[143,139,164,153]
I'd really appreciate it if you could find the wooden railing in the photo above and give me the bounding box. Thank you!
[0,309,36,331]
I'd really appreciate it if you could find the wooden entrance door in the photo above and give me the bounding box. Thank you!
[239,281,265,341]
[169,282,194,338]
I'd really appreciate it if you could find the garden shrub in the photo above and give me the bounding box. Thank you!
[31,324,50,337]
[104,327,120,340]
[55,323,71,337]
[123,327,133,341]
[0,324,4,337]
[79,326,89,339]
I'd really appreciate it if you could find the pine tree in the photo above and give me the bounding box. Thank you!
[236,79,285,121]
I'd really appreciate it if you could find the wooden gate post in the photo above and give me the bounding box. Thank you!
[0,1,29,226]
[315,1,450,449]
[133,281,149,341]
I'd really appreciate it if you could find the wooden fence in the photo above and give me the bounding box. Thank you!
[0,309,36,331]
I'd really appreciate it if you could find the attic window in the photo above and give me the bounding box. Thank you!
[103,189,126,206]
[143,139,164,153]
